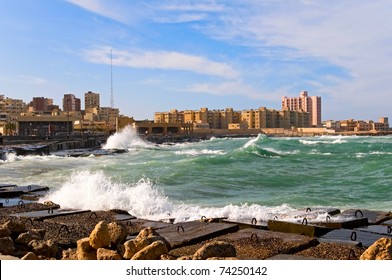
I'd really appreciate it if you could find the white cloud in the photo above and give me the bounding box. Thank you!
[85,47,239,79]
[187,81,285,102]
[66,0,127,22]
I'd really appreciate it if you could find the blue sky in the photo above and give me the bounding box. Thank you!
[0,0,391,121]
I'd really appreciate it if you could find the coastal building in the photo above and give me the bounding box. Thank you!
[98,107,120,133]
[241,107,309,129]
[337,118,389,132]
[282,91,321,127]
[154,106,310,130]
[17,115,75,137]
[63,94,81,112]
[28,97,59,113]
[0,95,26,117]
[84,91,100,111]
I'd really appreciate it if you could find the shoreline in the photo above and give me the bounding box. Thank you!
[0,199,391,260]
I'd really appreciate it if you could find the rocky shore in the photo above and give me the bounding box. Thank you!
[1,202,391,260]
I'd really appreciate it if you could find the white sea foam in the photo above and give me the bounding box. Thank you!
[174,149,226,156]
[41,170,344,223]
[102,125,149,150]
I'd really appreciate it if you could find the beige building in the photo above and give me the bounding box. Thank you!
[282,91,321,127]
[0,95,26,118]
[155,106,309,130]
[241,107,309,129]
[85,91,100,111]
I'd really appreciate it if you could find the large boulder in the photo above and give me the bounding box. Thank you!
[0,225,11,238]
[360,237,392,260]
[97,248,122,260]
[131,241,168,260]
[15,231,42,246]
[89,221,110,249]
[122,227,169,259]
[3,220,26,236]
[21,252,39,260]
[193,241,236,260]
[0,237,15,255]
[28,239,58,259]
[62,248,78,260]
[77,238,97,260]
[108,222,128,246]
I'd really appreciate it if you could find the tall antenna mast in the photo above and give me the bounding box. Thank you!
[110,49,114,108]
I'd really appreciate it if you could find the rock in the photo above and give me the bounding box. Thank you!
[161,254,177,260]
[97,248,122,260]
[122,240,139,259]
[62,248,78,260]
[3,220,26,236]
[0,253,19,260]
[89,221,110,249]
[43,201,60,208]
[207,257,239,260]
[108,222,128,246]
[0,237,15,255]
[360,237,392,260]
[77,238,97,260]
[177,255,193,260]
[15,231,42,246]
[193,241,236,260]
[131,241,169,260]
[31,229,46,239]
[28,240,58,259]
[136,227,171,250]
[0,225,11,238]
[122,227,170,259]
[21,252,39,260]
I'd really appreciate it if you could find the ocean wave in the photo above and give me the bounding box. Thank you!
[102,125,151,150]
[174,149,226,156]
[299,137,348,145]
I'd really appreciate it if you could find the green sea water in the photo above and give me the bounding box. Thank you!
[1,127,391,222]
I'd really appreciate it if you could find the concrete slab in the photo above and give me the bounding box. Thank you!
[114,213,137,221]
[157,221,239,249]
[355,225,392,236]
[298,207,341,216]
[0,184,17,189]
[0,185,49,198]
[340,209,392,225]
[314,217,368,229]
[127,218,174,230]
[268,219,332,237]
[382,220,392,226]
[318,228,386,247]
[10,209,91,221]
[212,228,318,260]
[221,218,268,230]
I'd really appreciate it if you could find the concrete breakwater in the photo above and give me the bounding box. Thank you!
[0,135,107,157]
[0,196,391,260]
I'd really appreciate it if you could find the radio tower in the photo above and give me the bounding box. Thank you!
[110,49,114,108]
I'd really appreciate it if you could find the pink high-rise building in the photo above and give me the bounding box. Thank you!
[282,91,321,127]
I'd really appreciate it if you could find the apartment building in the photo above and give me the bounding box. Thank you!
[282,91,321,127]
[0,95,26,117]
[85,91,100,111]
[155,106,309,129]
[241,107,310,129]
[63,94,81,112]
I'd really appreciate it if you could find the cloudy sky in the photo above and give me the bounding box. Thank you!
[0,0,391,121]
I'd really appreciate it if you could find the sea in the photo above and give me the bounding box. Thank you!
[1,126,391,224]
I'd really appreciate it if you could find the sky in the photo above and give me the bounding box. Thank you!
[0,0,391,121]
